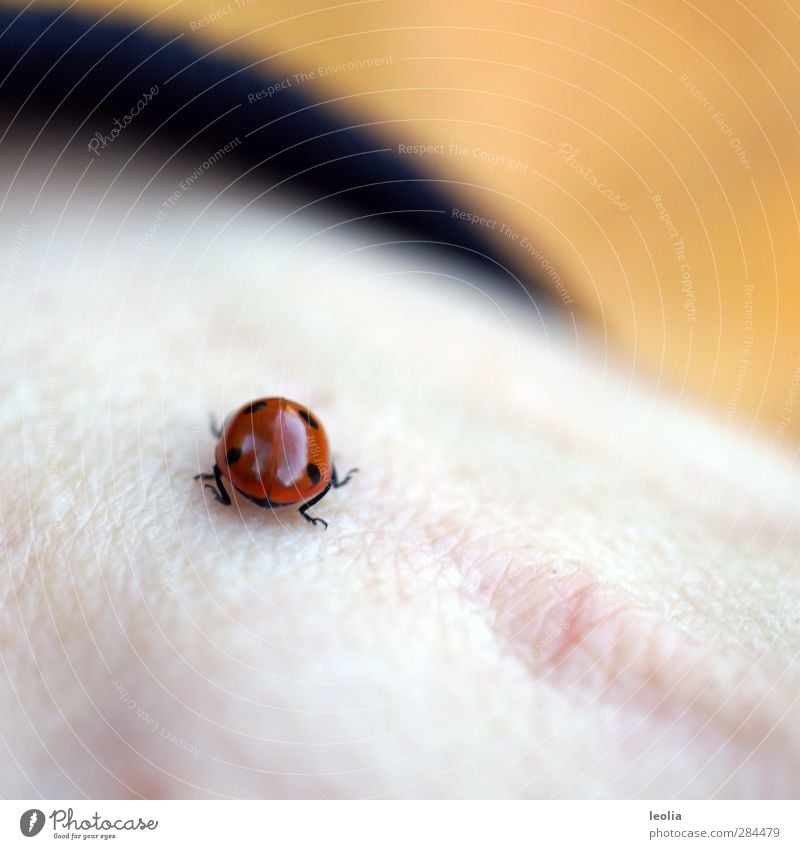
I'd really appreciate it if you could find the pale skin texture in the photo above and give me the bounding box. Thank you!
[1,135,799,799]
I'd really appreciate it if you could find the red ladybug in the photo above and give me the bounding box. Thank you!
[194,397,356,529]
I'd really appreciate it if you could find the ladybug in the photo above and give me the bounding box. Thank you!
[194,397,357,529]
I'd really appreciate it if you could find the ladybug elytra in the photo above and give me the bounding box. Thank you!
[195,397,356,529]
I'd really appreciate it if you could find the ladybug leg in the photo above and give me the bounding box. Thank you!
[297,481,334,529]
[298,506,328,530]
[209,412,223,439]
[332,465,358,488]
[210,464,231,505]
[195,464,231,506]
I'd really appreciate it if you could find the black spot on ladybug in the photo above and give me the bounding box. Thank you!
[243,401,268,414]
[306,463,321,485]
[296,409,319,429]
[226,447,242,465]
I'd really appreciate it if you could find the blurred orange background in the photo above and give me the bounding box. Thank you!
[10,0,800,442]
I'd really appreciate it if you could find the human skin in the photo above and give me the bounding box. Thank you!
[1,135,798,799]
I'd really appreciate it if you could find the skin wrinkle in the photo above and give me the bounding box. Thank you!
[443,533,800,764]
[461,580,799,798]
